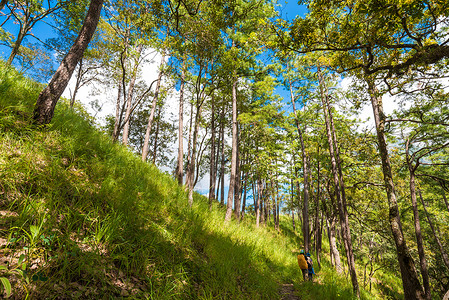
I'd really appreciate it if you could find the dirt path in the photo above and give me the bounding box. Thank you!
[280,284,301,300]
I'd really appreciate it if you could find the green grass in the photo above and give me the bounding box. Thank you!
[0,62,403,299]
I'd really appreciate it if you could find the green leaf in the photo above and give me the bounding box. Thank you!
[0,266,7,271]
[30,225,39,240]
[0,277,11,298]
[17,254,25,265]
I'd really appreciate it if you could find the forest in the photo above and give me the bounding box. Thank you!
[1,0,449,299]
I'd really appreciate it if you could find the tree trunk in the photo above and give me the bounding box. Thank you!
[152,104,161,164]
[418,190,449,270]
[289,78,310,253]
[185,99,194,187]
[315,150,322,268]
[142,51,165,159]
[112,83,122,141]
[325,181,343,273]
[241,170,248,218]
[220,119,225,205]
[443,191,449,214]
[187,98,204,206]
[366,75,425,300]
[234,126,241,221]
[122,44,143,146]
[208,95,216,208]
[218,109,225,204]
[33,0,104,125]
[0,0,7,11]
[6,23,27,66]
[256,176,262,228]
[406,141,431,300]
[70,58,84,108]
[225,75,238,222]
[318,68,359,297]
[176,60,186,185]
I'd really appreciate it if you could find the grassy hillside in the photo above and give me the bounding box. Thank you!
[0,63,402,299]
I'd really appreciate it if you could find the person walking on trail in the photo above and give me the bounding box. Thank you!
[297,249,308,281]
[306,252,315,281]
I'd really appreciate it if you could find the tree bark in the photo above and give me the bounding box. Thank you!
[70,59,84,108]
[187,97,204,206]
[152,104,161,164]
[289,78,310,253]
[241,170,248,219]
[208,94,216,208]
[0,0,7,11]
[366,75,425,300]
[318,68,359,297]
[225,75,238,222]
[218,109,225,204]
[418,190,449,270]
[220,116,225,205]
[176,60,186,185]
[406,140,431,300]
[315,149,322,268]
[142,51,165,159]
[122,44,143,146]
[33,0,104,125]
[256,175,262,228]
[443,191,449,215]
[112,83,122,141]
[234,126,241,221]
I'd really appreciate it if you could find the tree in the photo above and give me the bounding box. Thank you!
[4,0,63,66]
[33,0,104,125]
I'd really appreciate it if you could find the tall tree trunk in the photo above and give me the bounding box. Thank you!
[234,126,241,221]
[70,58,84,108]
[185,100,194,187]
[442,191,449,214]
[122,44,143,146]
[315,150,322,268]
[418,190,449,270]
[6,24,27,66]
[208,95,216,208]
[152,104,162,164]
[290,174,296,231]
[225,75,238,222]
[33,0,104,125]
[325,180,343,273]
[112,83,122,141]
[289,78,310,253]
[241,170,248,218]
[176,60,186,185]
[366,75,425,300]
[142,51,165,159]
[256,175,262,228]
[217,109,225,204]
[406,141,431,300]
[187,102,203,206]
[220,120,225,205]
[318,68,359,297]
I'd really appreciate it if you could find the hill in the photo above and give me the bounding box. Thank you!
[0,63,401,299]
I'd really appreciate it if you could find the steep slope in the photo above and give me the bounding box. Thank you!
[0,63,403,299]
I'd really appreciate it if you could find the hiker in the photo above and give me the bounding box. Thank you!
[306,252,315,281]
[297,249,308,281]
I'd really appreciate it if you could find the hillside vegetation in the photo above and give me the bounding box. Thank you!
[0,63,401,299]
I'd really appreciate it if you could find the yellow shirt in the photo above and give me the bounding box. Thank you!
[297,254,308,270]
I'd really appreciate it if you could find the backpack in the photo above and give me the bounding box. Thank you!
[306,257,313,269]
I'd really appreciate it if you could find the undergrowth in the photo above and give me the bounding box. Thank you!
[0,62,402,299]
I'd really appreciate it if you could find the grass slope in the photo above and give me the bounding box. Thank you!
[0,63,401,299]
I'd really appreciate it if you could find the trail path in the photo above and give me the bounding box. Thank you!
[280,284,301,300]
